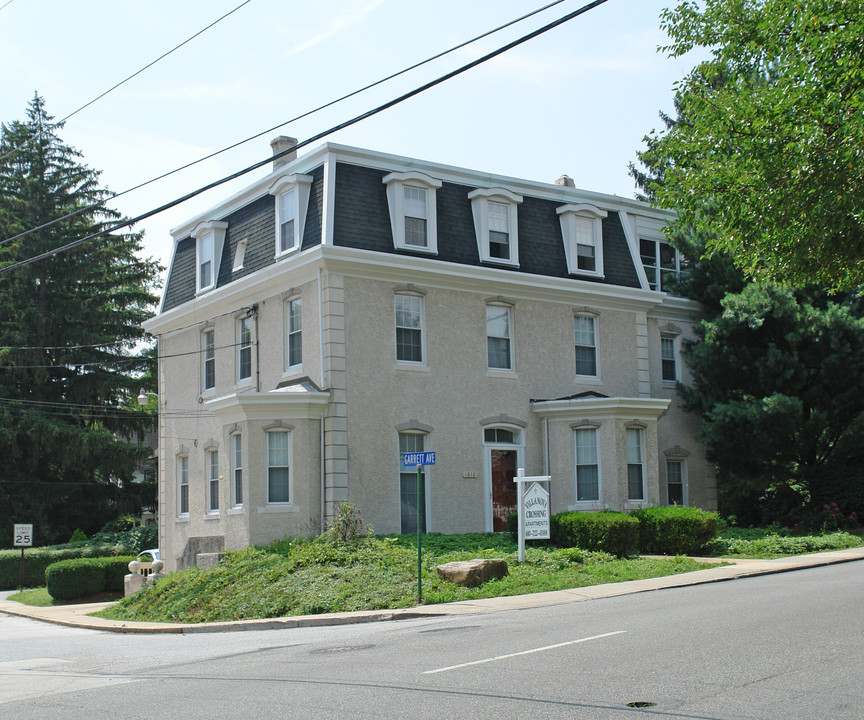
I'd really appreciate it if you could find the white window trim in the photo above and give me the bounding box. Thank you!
[557,204,607,277]
[176,452,189,518]
[661,335,679,385]
[383,171,442,254]
[571,423,602,510]
[665,458,689,506]
[394,288,426,367]
[192,221,228,294]
[486,299,515,373]
[468,187,523,266]
[283,296,303,373]
[201,327,215,395]
[206,449,220,515]
[265,427,293,505]
[574,311,600,381]
[231,432,243,509]
[236,313,254,387]
[625,425,647,505]
[232,238,247,272]
[639,233,684,292]
[269,173,314,259]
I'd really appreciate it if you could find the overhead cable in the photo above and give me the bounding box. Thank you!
[0,0,570,249]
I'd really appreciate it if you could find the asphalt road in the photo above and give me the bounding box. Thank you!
[1,561,862,719]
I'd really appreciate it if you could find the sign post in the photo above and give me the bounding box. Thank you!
[13,523,33,590]
[403,451,435,604]
[513,469,551,562]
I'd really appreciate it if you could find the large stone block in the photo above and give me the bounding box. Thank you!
[436,559,509,587]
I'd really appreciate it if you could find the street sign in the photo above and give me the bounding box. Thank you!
[13,524,33,547]
[403,451,436,466]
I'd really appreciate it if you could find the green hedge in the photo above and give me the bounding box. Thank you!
[630,506,719,555]
[0,544,130,590]
[551,511,639,557]
[45,556,135,601]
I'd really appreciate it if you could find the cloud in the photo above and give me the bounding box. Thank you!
[282,0,389,59]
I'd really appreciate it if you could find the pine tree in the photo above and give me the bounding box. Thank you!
[0,94,162,546]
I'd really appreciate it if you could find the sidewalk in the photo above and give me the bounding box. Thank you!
[1,547,862,634]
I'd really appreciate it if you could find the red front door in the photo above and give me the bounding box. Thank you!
[491,449,518,532]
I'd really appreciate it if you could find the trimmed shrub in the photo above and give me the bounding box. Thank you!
[551,511,639,557]
[69,529,88,544]
[0,544,131,590]
[630,506,720,555]
[45,556,135,600]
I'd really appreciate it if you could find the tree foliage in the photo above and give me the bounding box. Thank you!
[681,283,864,524]
[0,95,161,546]
[643,0,864,290]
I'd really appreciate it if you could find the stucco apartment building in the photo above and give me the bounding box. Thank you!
[143,138,716,571]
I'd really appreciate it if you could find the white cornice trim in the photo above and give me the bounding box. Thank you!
[530,396,671,420]
[204,388,330,424]
[143,244,701,337]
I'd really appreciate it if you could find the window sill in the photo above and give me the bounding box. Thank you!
[480,258,519,269]
[228,506,245,515]
[257,504,300,514]
[234,379,255,391]
[487,369,517,379]
[394,363,429,372]
[568,270,605,280]
[175,515,190,523]
[568,502,602,512]
[203,513,221,521]
[395,244,438,256]
[275,247,300,261]
[574,375,602,385]
[282,365,303,379]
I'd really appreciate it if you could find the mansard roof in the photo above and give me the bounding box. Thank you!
[159,143,668,314]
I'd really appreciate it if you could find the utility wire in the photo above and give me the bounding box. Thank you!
[0,0,253,166]
[0,0,569,249]
[0,340,244,368]
[0,0,610,274]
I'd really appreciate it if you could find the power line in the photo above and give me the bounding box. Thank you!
[0,0,254,166]
[0,0,16,12]
[0,0,610,274]
[0,0,569,249]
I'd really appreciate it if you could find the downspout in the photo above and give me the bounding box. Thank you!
[318,267,326,532]
[252,304,260,392]
[542,417,550,475]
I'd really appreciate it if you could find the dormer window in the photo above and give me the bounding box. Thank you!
[269,174,314,259]
[557,204,607,277]
[191,221,228,294]
[468,188,523,266]
[383,171,442,254]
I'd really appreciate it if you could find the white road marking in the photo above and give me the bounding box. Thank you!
[423,630,627,674]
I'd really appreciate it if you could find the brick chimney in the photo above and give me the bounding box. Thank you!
[270,136,298,171]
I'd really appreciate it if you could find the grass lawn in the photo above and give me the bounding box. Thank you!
[7,587,122,606]
[94,533,718,624]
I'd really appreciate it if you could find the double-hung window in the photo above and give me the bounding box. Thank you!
[237,315,253,383]
[661,336,677,383]
[285,297,302,371]
[202,328,215,392]
[269,174,314,258]
[557,204,607,276]
[574,427,600,502]
[626,428,645,501]
[399,432,427,534]
[267,430,291,504]
[383,171,441,253]
[395,292,425,364]
[231,434,243,508]
[486,302,513,370]
[177,455,189,516]
[666,459,684,505]
[468,188,523,266]
[574,314,598,377]
[191,221,227,294]
[206,450,219,513]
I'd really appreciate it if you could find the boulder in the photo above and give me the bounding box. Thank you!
[436,558,509,587]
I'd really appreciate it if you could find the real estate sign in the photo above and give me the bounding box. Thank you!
[523,483,550,539]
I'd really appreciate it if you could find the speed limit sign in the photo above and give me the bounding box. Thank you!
[13,524,33,547]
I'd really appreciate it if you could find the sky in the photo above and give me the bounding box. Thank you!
[0,0,701,280]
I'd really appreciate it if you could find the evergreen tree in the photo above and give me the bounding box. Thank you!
[0,94,161,546]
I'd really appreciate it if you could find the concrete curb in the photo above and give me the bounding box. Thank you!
[1,547,862,634]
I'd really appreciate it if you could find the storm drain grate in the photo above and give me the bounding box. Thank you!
[626,701,657,708]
